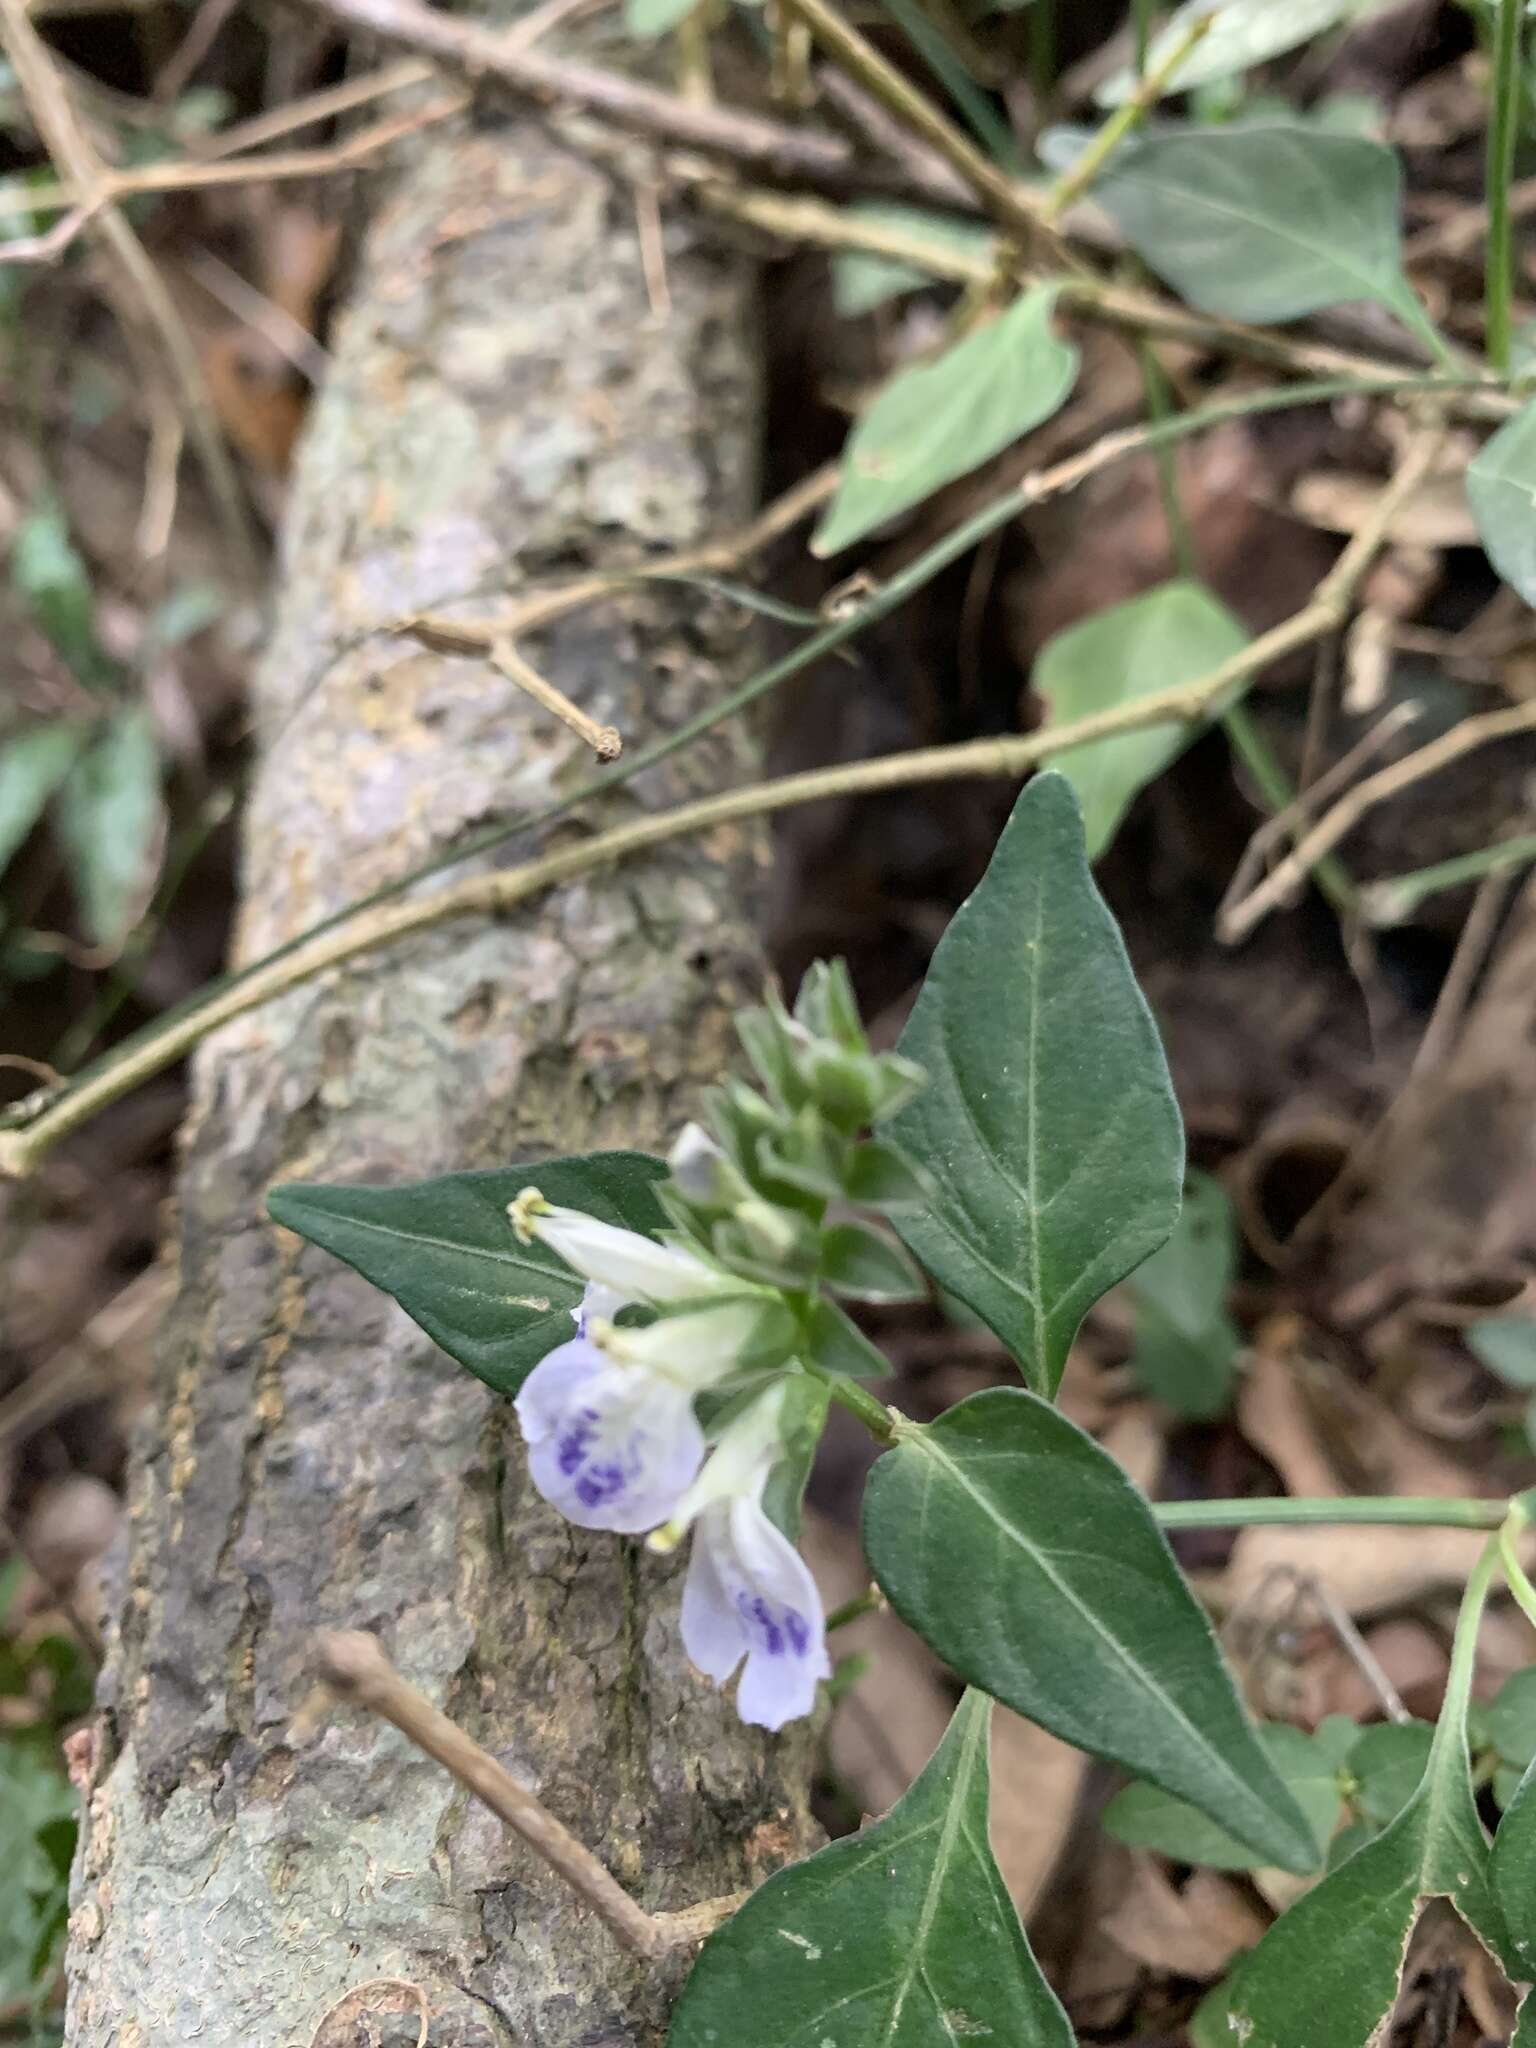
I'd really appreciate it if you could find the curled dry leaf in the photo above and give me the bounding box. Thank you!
[1101,1857,1268,1981]
[307,1978,429,2048]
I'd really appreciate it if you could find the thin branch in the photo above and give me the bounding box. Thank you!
[0,0,263,579]
[306,0,878,190]
[1220,698,1536,943]
[778,0,1073,264]
[0,378,1473,1175]
[492,639,622,759]
[1406,857,1520,1083]
[313,1632,742,1960]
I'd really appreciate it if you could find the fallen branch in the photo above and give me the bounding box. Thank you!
[313,1632,744,1962]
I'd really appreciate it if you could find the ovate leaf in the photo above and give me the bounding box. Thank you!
[831,203,996,316]
[1468,1315,1536,1389]
[55,705,164,948]
[1088,124,1430,335]
[1127,1170,1242,1421]
[1105,1722,1342,1870]
[1034,578,1248,858]
[667,1690,1075,2048]
[1487,1667,1536,1773]
[0,722,82,881]
[863,1387,1319,1873]
[812,288,1078,557]
[9,499,116,690]
[268,1152,669,1395]
[888,773,1183,1395]
[1469,400,1536,606]
[1096,0,1397,106]
[1202,1560,1513,2048]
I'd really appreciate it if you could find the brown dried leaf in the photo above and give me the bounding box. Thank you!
[1101,1858,1267,1981]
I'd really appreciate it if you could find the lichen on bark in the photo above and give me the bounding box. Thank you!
[65,103,816,2048]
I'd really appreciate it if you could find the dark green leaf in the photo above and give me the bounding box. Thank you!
[9,500,116,690]
[889,774,1183,1395]
[0,724,82,882]
[863,1387,1318,1872]
[1089,124,1430,336]
[1105,1723,1340,1870]
[1349,1719,1435,1827]
[55,706,163,948]
[1494,1755,1536,1979]
[1487,1667,1536,1771]
[830,203,995,316]
[820,1221,924,1303]
[1468,1314,1536,1390]
[812,289,1078,557]
[1128,1171,1242,1421]
[1034,580,1249,857]
[1204,1573,1512,2048]
[1469,398,1536,607]
[267,1151,669,1395]
[667,1690,1075,2048]
[0,1743,75,2007]
[802,1295,893,1380]
[841,1138,932,1213]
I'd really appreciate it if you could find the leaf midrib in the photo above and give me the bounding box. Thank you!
[276,1200,568,1283]
[1113,139,1397,307]
[909,1423,1293,1856]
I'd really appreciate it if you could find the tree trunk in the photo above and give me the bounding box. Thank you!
[66,101,816,2048]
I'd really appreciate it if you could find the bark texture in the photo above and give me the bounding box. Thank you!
[66,104,816,2048]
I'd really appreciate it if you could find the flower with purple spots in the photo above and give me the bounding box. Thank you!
[514,1291,782,1534]
[657,1385,830,1731]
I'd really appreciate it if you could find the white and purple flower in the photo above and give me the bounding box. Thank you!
[657,1386,830,1731]
[509,1191,829,1727]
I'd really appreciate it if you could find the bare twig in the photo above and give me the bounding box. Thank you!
[306,0,877,189]
[492,640,622,759]
[1407,858,1521,1084]
[1220,697,1536,943]
[0,0,262,578]
[0,199,96,264]
[313,1632,742,1960]
[779,0,1073,265]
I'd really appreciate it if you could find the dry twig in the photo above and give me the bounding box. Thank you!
[313,1632,744,1961]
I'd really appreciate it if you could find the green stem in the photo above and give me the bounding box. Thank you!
[1364,829,1536,927]
[1220,701,1358,917]
[1152,1495,1510,1531]
[1136,341,1198,579]
[1132,0,1155,76]
[881,0,1020,168]
[1027,0,1054,98]
[1487,0,1525,372]
[2,371,1439,1137]
[1429,1532,1502,1772]
[826,1586,885,1631]
[813,1366,899,1446]
[1500,1497,1536,1634]
[1042,13,1211,219]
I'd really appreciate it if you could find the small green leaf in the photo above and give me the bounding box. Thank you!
[267,1152,669,1395]
[1034,579,1249,858]
[0,723,82,882]
[830,203,996,316]
[812,288,1078,557]
[1095,0,1396,106]
[1105,1723,1340,1870]
[0,1742,75,2008]
[802,1295,893,1380]
[9,499,116,690]
[1348,1719,1435,1827]
[1128,1171,1242,1421]
[1207,1556,1513,2048]
[820,1220,924,1302]
[889,774,1183,1395]
[624,0,696,35]
[760,1376,832,1541]
[667,1690,1075,2048]
[1469,399,1536,606]
[863,1387,1318,1873]
[841,1137,932,1212]
[55,706,163,948]
[1088,124,1426,332]
[1468,1314,1536,1389]
[1487,1667,1536,1771]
